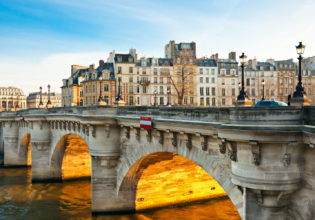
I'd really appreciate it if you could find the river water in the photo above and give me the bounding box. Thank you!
[0,167,240,220]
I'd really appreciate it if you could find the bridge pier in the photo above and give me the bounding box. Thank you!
[228,135,304,220]
[89,124,128,213]
[30,120,53,182]
[3,121,26,167]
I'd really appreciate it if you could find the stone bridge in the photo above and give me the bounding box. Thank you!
[0,106,315,219]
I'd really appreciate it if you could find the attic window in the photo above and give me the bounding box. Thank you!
[117,56,122,62]
[128,57,133,63]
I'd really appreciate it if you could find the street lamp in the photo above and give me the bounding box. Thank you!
[39,86,43,106]
[237,53,247,101]
[293,42,306,98]
[154,89,157,106]
[167,89,171,106]
[116,77,122,102]
[261,80,265,100]
[98,76,104,102]
[47,84,52,105]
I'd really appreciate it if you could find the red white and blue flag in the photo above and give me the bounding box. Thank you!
[140,116,152,129]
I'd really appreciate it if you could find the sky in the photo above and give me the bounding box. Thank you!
[1,0,315,94]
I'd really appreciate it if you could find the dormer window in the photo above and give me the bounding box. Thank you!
[117,56,122,62]
[128,56,133,63]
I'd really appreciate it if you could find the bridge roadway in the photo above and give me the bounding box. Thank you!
[0,106,314,219]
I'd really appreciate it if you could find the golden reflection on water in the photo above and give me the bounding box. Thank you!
[0,167,240,219]
[136,154,227,211]
[61,134,91,180]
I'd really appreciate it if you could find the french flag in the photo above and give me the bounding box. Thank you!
[140,116,152,129]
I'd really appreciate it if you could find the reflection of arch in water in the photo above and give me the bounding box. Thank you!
[119,152,239,217]
[51,134,91,180]
[20,133,31,166]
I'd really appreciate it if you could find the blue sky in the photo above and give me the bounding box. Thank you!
[1,0,315,94]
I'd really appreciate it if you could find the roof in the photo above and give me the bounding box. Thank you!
[96,62,115,79]
[218,59,238,64]
[114,54,135,63]
[196,59,216,67]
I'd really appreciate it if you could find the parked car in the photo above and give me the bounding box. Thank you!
[254,100,288,107]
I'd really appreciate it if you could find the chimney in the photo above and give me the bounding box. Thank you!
[89,64,95,72]
[99,60,104,67]
[229,51,236,60]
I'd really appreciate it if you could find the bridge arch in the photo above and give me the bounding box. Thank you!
[50,133,91,180]
[117,143,243,217]
[19,133,31,166]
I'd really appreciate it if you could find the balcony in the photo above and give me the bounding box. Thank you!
[139,79,150,86]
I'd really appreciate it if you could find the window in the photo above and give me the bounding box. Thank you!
[137,97,140,105]
[137,68,140,74]
[206,87,210,96]
[142,68,146,75]
[212,98,216,106]
[232,79,235,85]
[129,86,133,94]
[154,68,158,75]
[206,77,209,83]
[222,98,226,105]
[129,77,133,82]
[160,97,164,105]
[222,88,226,96]
[160,86,164,94]
[86,97,88,105]
[93,96,96,104]
[104,96,109,104]
[118,66,122,73]
[280,88,283,95]
[129,96,134,105]
[129,67,133,73]
[212,87,216,96]
[206,97,210,105]
[200,98,204,106]
[222,79,225,85]
[200,77,203,83]
[251,88,255,96]
[184,97,188,105]
[143,86,147,94]
[200,68,203,74]
[190,97,194,104]
[211,77,215,83]
[177,67,181,73]
[85,85,88,93]
[211,69,215,75]
[206,69,209,75]
[232,88,235,96]
[104,84,109,92]
[160,77,163,84]
[200,87,204,96]
[154,77,158,83]
[280,79,283,85]
[93,85,96,93]
[246,78,250,86]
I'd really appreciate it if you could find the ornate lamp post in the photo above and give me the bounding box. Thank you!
[291,42,310,106]
[39,86,43,107]
[261,80,265,100]
[98,76,104,102]
[237,53,247,101]
[154,89,157,107]
[167,89,171,106]
[47,84,52,106]
[235,53,253,106]
[293,42,305,98]
[116,77,122,102]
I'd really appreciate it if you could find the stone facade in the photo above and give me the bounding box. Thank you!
[27,91,62,108]
[0,106,314,219]
[0,87,27,111]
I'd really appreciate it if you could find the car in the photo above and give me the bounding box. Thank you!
[254,100,288,107]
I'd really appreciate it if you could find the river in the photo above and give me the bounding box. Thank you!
[0,167,240,220]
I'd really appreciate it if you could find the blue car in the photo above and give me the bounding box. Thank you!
[254,100,288,107]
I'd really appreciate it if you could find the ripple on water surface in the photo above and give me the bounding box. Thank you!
[0,167,240,220]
